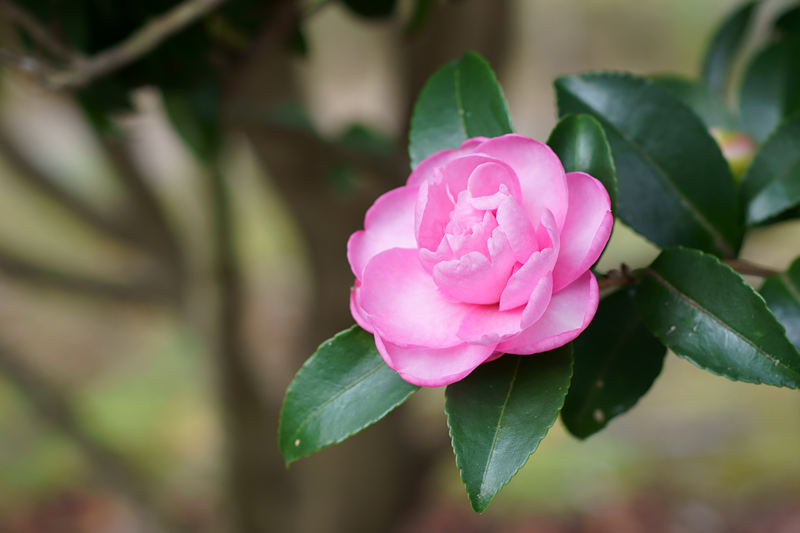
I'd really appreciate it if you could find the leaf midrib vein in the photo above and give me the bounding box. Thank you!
[289,362,385,442]
[480,356,522,495]
[562,87,733,257]
[646,268,800,376]
[454,64,468,139]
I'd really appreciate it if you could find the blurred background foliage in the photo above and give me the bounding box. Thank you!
[0,0,800,532]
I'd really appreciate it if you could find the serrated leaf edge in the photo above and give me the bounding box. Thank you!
[640,247,800,388]
[554,72,738,258]
[444,350,573,513]
[277,325,419,466]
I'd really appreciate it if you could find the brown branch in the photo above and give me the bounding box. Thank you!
[723,258,779,278]
[597,258,780,291]
[0,249,175,304]
[0,0,79,62]
[0,343,186,533]
[597,264,637,291]
[0,0,228,91]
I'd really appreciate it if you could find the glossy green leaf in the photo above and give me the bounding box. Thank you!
[740,116,800,226]
[341,0,396,18]
[636,247,800,388]
[555,73,741,258]
[740,36,800,142]
[445,346,573,513]
[562,288,666,439]
[701,1,757,94]
[547,114,618,217]
[279,326,419,466]
[760,257,800,351]
[651,74,737,129]
[409,51,513,168]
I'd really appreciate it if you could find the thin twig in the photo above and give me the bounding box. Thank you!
[0,343,185,533]
[0,249,174,303]
[0,0,79,62]
[723,258,778,278]
[0,0,229,91]
[597,258,780,291]
[597,264,637,291]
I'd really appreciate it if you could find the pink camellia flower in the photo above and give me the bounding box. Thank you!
[348,134,613,387]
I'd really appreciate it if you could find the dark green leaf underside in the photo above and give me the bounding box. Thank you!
[555,73,740,258]
[562,288,666,439]
[740,116,800,226]
[279,326,419,465]
[760,256,800,351]
[636,247,800,388]
[409,51,513,168]
[445,346,573,513]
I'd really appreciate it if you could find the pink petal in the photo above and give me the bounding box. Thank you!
[349,282,374,333]
[375,334,497,388]
[445,211,497,259]
[496,196,537,263]
[470,187,510,210]
[499,247,556,311]
[360,248,471,349]
[497,271,599,355]
[520,272,553,329]
[552,172,613,291]
[415,172,453,252]
[407,149,459,187]
[419,234,454,273]
[467,162,523,201]
[348,186,420,280]
[457,305,525,346]
[475,134,569,231]
[537,208,560,253]
[441,154,520,201]
[432,227,516,304]
[407,138,491,188]
[460,137,490,152]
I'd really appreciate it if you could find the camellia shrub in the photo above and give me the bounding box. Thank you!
[280,1,800,513]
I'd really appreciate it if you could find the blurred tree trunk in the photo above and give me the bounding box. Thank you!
[221,1,511,532]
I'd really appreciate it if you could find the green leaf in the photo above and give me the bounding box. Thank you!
[547,114,618,217]
[341,0,396,18]
[445,346,573,513]
[651,74,738,129]
[278,326,419,466]
[555,73,741,258]
[740,36,800,142]
[635,247,800,388]
[740,115,800,226]
[760,257,800,351]
[405,0,436,37]
[701,1,757,94]
[409,51,513,168]
[562,288,666,439]
[163,83,222,162]
[338,124,395,157]
[775,5,800,35]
